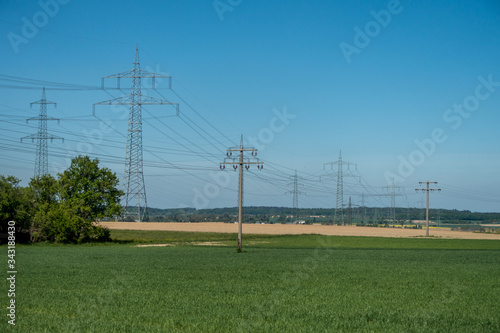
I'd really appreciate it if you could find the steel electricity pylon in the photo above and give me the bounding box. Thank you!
[220,136,263,252]
[286,170,305,223]
[323,150,357,225]
[383,179,404,223]
[93,45,178,222]
[21,88,63,178]
[415,181,441,236]
[361,193,367,224]
[348,196,352,225]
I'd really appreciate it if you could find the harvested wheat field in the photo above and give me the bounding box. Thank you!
[99,222,500,240]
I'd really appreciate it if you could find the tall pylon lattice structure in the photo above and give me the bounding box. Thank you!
[346,196,361,225]
[382,179,404,223]
[348,196,352,225]
[323,150,357,225]
[94,45,179,222]
[21,88,63,178]
[361,193,367,224]
[286,170,305,223]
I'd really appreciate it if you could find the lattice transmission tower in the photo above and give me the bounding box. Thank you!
[323,150,357,225]
[94,45,179,222]
[383,179,404,223]
[286,170,305,223]
[361,193,367,224]
[21,88,63,178]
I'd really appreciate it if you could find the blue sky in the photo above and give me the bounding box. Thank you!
[1,0,500,212]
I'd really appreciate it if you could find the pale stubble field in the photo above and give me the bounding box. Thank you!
[100,222,500,240]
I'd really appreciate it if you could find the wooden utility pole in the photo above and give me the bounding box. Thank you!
[220,136,263,252]
[415,181,441,237]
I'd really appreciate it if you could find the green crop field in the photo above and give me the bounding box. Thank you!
[2,231,500,332]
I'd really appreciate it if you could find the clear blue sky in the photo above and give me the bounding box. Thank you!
[1,0,500,212]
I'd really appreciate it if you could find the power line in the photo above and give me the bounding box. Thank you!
[0,74,101,90]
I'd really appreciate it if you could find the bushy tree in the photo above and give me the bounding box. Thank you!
[59,156,123,222]
[1,156,123,244]
[29,174,60,242]
[0,176,32,241]
[33,202,110,243]
[29,174,59,205]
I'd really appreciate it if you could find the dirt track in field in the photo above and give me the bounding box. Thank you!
[99,222,500,240]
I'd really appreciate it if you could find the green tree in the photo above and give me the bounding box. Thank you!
[29,174,60,242]
[59,156,123,222]
[20,156,123,243]
[29,174,59,205]
[0,176,32,242]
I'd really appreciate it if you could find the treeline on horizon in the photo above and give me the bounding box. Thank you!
[130,206,500,224]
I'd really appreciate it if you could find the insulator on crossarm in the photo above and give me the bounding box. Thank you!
[220,164,225,170]
[245,165,250,170]
[227,152,232,157]
[252,151,256,157]
[233,165,238,170]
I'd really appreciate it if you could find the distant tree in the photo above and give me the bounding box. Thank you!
[189,214,201,222]
[122,215,136,222]
[246,215,256,223]
[257,214,269,223]
[220,213,231,223]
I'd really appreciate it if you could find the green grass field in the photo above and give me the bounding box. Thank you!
[2,231,500,332]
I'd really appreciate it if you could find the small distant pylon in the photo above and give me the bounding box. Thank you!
[383,179,404,223]
[346,196,361,225]
[348,196,355,225]
[21,88,63,178]
[323,150,357,225]
[286,170,305,223]
[361,193,367,224]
